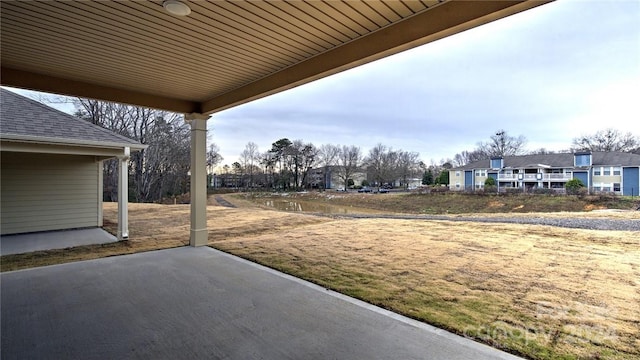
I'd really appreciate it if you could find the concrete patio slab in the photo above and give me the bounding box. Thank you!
[1,247,522,360]
[0,228,117,256]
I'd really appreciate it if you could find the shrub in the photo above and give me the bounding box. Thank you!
[576,187,589,198]
[505,188,523,195]
[430,186,449,194]
[484,177,496,187]
[533,188,556,195]
[483,185,497,194]
[565,178,585,195]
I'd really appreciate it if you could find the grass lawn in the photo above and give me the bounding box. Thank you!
[1,193,638,359]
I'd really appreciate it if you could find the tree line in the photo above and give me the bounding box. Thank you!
[68,97,638,199]
[217,139,426,191]
[222,128,639,191]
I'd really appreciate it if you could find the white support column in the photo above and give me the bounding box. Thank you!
[97,159,104,227]
[185,113,209,246]
[117,147,131,240]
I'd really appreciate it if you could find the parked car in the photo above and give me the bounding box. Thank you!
[358,187,372,193]
[378,188,389,193]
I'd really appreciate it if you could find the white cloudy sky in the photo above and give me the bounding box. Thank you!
[7,0,640,166]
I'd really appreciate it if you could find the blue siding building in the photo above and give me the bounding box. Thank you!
[450,151,640,196]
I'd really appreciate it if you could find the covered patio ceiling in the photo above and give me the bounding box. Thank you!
[1,0,550,116]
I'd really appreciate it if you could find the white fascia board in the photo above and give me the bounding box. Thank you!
[1,139,140,158]
[0,134,147,151]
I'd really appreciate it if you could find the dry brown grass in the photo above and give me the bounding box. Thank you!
[240,191,640,215]
[0,199,330,271]
[1,195,638,359]
[211,196,640,360]
[214,219,639,359]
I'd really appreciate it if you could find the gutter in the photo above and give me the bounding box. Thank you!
[0,134,147,151]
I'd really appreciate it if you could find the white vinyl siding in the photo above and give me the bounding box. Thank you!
[1,152,100,235]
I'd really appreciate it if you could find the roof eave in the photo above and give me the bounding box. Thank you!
[0,134,147,151]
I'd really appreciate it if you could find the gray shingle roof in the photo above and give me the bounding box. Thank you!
[453,152,640,170]
[1,89,143,148]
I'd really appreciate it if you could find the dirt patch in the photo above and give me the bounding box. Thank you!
[584,204,607,211]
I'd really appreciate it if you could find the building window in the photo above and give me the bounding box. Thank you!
[602,184,612,192]
[614,183,621,192]
[613,167,621,176]
[490,158,503,169]
[593,167,601,176]
[456,171,461,177]
[593,183,602,192]
[574,153,591,167]
[455,183,461,189]
[603,167,611,176]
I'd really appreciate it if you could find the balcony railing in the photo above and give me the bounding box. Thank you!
[497,173,573,181]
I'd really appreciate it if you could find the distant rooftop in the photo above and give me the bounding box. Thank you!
[1,89,143,149]
[453,152,640,170]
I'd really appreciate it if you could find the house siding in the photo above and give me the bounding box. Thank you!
[449,170,463,190]
[622,167,639,196]
[572,171,589,188]
[464,171,473,191]
[1,152,100,235]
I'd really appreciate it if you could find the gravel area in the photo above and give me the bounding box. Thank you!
[338,214,640,231]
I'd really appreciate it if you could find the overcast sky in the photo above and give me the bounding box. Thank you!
[211,0,639,165]
[7,0,640,167]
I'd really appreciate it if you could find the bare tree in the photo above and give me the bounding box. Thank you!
[74,99,192,202]
[290,140,317,189]
[452,149,487,167]
[365,144,410,186]
[259,151,277,189]
[572,128,639,153]
[207,143,223,172]
[268,138,293,189]
[316,144,340,189]
[477,130,527,158]
[337,145,362,191]
[396,151,421,189]
[239,142,259,187]
[207,143,223,182]
[528,147,559,155]
[32,93,75,109]
[317,144,340,167]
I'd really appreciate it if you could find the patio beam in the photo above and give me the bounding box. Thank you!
[0,67,201,114]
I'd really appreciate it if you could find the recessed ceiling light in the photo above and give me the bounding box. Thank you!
[163,0,191,16]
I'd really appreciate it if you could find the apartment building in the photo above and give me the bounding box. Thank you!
[449,152,640,196]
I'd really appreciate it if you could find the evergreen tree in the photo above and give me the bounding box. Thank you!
[422,169,434,185]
